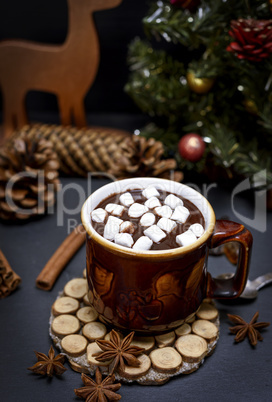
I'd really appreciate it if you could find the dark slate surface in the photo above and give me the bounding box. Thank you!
[0,114,272,401]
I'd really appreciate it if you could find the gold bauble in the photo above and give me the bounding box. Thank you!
[186,72,215,94]
[243,99,258,115]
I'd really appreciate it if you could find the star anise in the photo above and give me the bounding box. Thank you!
[228,312,270,346]
[74,368,121,402]
[93,330,145,374]
[28,345,66,377]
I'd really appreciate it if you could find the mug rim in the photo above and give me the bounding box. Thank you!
[81,177,216,258]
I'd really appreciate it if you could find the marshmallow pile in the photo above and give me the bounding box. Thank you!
[90,186,205,251]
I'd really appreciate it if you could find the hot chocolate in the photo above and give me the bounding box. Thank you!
[90,186,205,251]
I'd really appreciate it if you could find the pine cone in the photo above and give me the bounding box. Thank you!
[227,19,272,62]
[13,124,132,177]
[12,124,183,181]
[0,136,59,220]
[109,135,183,182]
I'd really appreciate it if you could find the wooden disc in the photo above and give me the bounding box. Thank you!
[175,334,208,363]
[150,347,182,374]
[87,342,113,367]
[82,322,107,341]
[64,278,87,300]
[196,302,218,321]
[61,334,88,357]
[52,296,80,316]
[51,314,80,337]
[175,323,191,337]
[104,331,123,342]
[131,336,155,353]
[119,354,151,379]
[155,331,175,348]
[192,320,219,343]
[69,359,90,374]
[76,306,99,324]
[83,293,91,306]
[185,313,196,323]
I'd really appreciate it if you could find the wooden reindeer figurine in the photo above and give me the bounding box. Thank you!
[0,0,122,141]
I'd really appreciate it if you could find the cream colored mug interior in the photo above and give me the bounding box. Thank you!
[81,177,216,256]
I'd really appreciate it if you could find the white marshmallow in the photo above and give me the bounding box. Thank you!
[140,212,156,227]
[171,205,190,223]
[105,203,125,217]
[144,196,161,209]
[114,233,134,248]
[120,221,135,234]
[91,208,107,223]
[103,216,123,241]
[157,217,177,233]
[133,236,153,251]
[142,186,160,199]
[176,230,197,247]
[119,192,134,207]
[144,225,166,243]
[128,203,148,218]
[155,205,172,219]
[164,194,183,209]
[189,223,204,238]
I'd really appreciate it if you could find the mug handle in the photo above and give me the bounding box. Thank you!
[206,219,253,299]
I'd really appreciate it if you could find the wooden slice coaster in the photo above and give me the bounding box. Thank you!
[175,334,208,363]
[64,278,87,300]
[175,323,191,337]
[83,293,91,306]
[192,320,219,343]
[49,275,220,385]
[119,354,151,380]
[104,331,123,342]
[196,302,218,321]
[52,296,80,316]
[150,347,182,374]
[76,306,99,324]
[82,322,107,341]
[51,314,81,337]
[155,331,175,348]
[68,359,90,374]
[185,312,196,324]
[131,336,155,353]
[61,334,88,357]
[87,342,113,368]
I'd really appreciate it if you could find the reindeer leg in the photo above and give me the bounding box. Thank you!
[71,98,87,128]
[58,95,73,126]
[1,88,28,141]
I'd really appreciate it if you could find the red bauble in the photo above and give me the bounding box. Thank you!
[178,133,205,162]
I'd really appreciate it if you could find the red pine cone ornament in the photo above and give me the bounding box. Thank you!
[227,18,272,62]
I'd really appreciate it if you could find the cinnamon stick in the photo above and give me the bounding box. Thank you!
[0,249,21,298]
[36,224,86,291]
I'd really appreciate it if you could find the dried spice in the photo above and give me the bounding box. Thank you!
[74,368,121,401]
[93,330,145,374]
[28,345,66,377]
[228,312,270,346]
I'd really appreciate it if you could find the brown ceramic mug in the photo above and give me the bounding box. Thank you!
[81,177,253,334]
